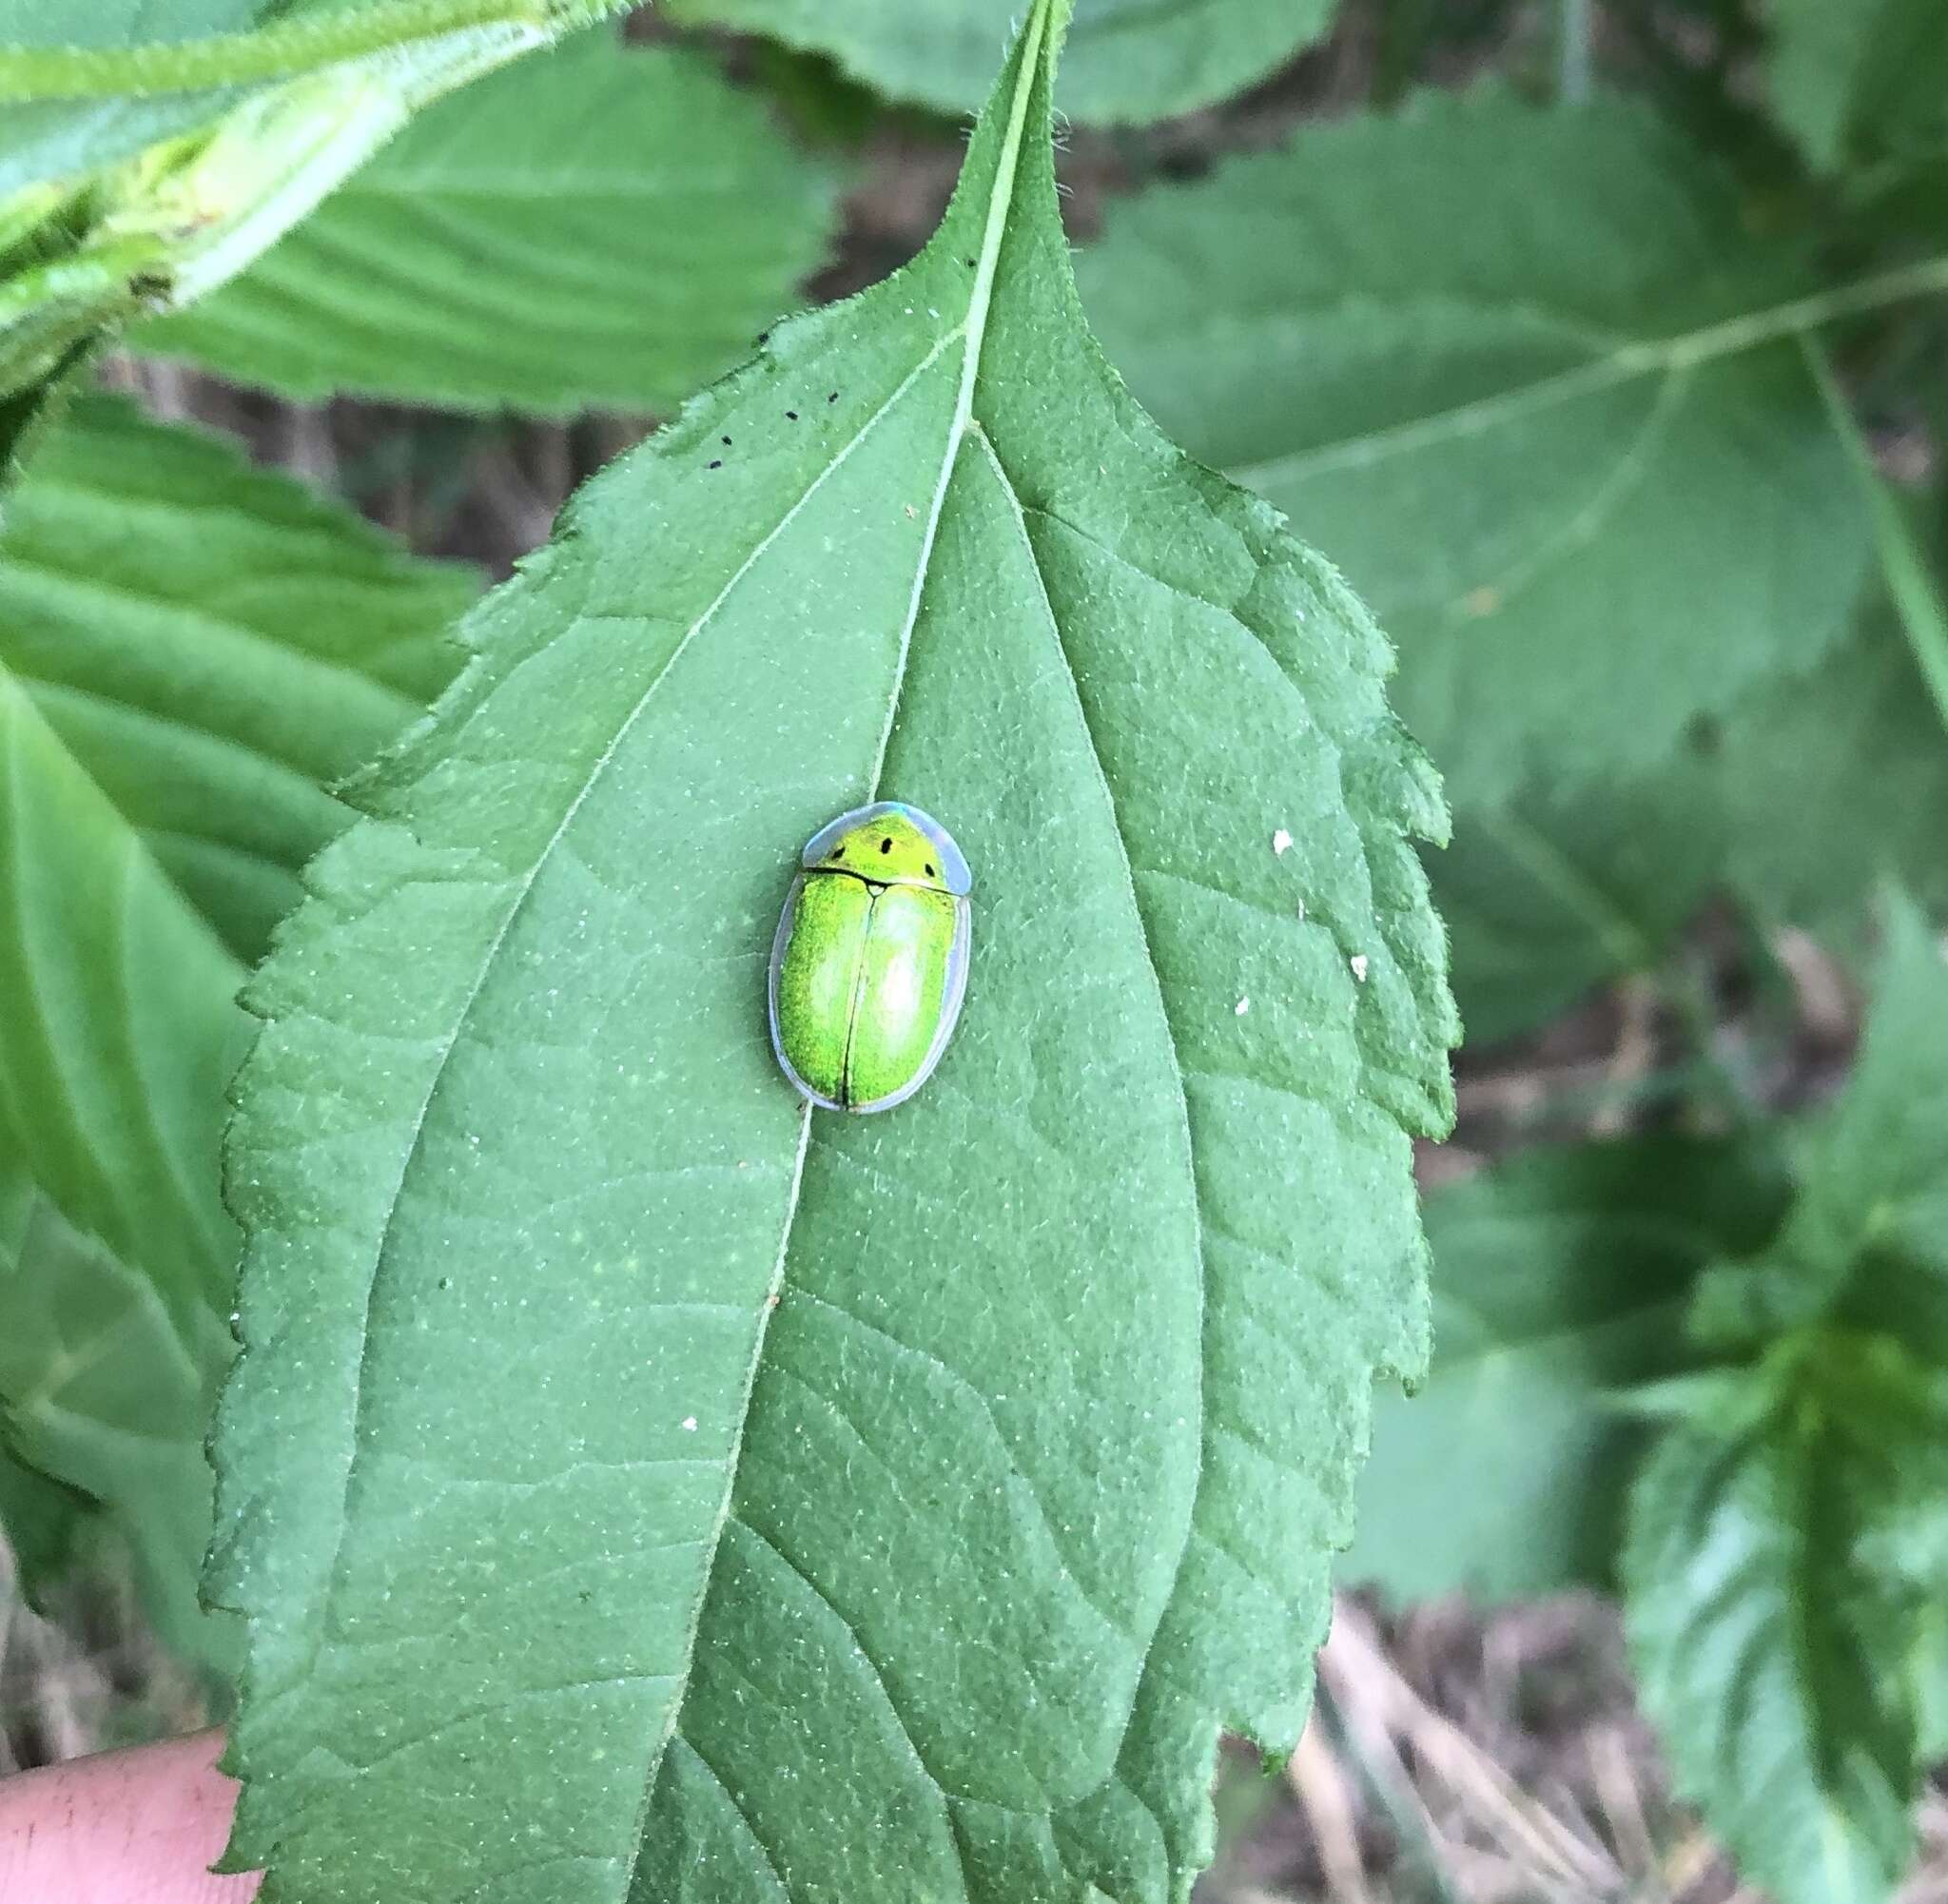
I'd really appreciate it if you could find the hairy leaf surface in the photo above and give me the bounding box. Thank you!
[211,6,1455,1899]
[0,393,473,961]
[662,0,1335,125]
[140,36,841,415]
[1348,1137,1789,1601]
[1078,89,1870,808]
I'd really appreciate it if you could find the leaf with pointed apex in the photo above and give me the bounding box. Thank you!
[208,4,1455,1899]
[1077,88,1872,809]
[1347,1136,1790,1602]
[0,393,474,962]
[0,661,244,1663]
[662,0,1337,126]
[139,36,844,416]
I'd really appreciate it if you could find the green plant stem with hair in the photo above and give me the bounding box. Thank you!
[0,0,622,101]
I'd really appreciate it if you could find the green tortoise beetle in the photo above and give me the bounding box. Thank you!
[768,801,972,1114]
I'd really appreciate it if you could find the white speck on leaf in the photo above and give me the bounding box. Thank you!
[681,1416,698,1432]
[1350,954,1369,983]
[1272,827,1293,856]
[1235,996,1250,1017]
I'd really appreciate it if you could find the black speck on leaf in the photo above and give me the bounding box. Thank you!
[721,436,731,446]
[786,410,799,421]
[709,459,722,470]
[828,392,839,403]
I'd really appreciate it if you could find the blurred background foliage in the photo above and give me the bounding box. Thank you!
[1,0,1946,1899]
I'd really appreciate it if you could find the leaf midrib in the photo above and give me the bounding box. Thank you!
[627,11,1057,1887]
[290,11,1056,1897]
[304,315,965,1684]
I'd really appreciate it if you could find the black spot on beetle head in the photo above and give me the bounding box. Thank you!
[880,838,893,854]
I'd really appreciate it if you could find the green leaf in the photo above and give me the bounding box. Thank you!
[210,4,1456,1899]
[1077,88,1874,808]
[1433,762,1719,1046]
[1809,895,1948,1355]
[662,0,1336,125]
[1624,1345,1944,1904]
[0,661,244,1664]
[1786,893,1947,1292]
[0,389,454,1657]
[1766,0,1948,173]
[139,35,844,416]
[1688,895,1948,1354]
[0,1168,235,1661]
[0,1440,91,1602]
[1439,605,1948,1047]
[0,392,474,962]
[1715,615,1948,936]
[1347,1136,1789,1602]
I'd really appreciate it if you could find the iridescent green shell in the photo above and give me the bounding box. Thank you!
[768,802,972,1114]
